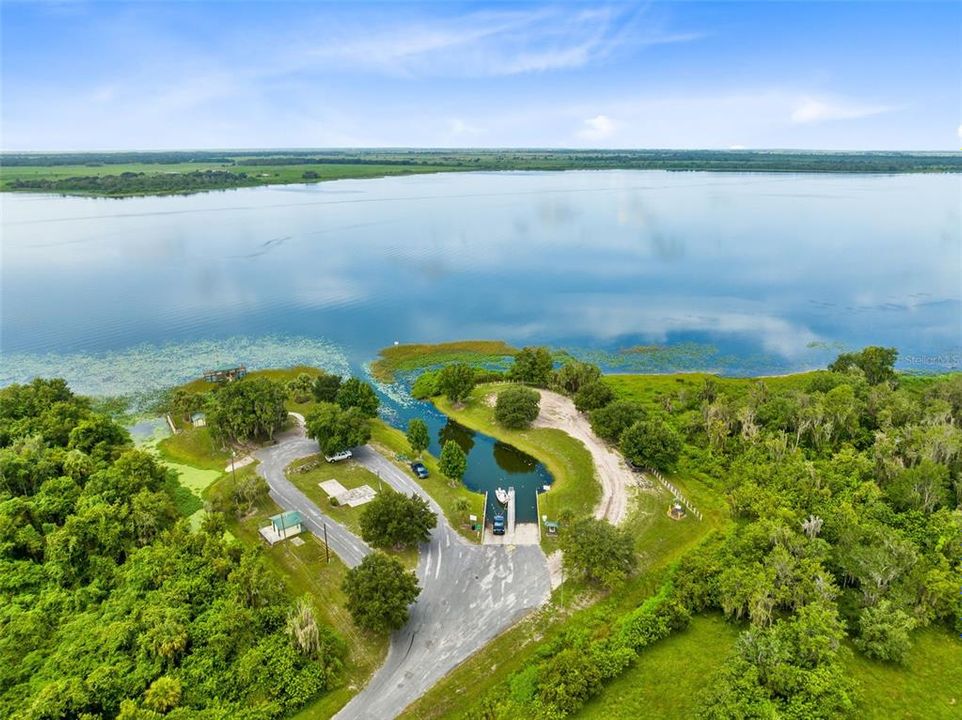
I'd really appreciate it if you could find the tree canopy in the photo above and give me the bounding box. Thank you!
[0,378,344,718]
[829,346,898,385]
[359,490,437,550]
[494,386,541,429]
[439,440,468,484]
[206,377,288,444]
[508,346,554,386]
[304,402,372,455]
[342,552,421,633]
[335,378,380,418]
[406,418,430,456]
[559,517,637,588]
[619,416,683,472]
[438,363,476,405]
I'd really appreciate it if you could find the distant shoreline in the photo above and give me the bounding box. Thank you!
[3,148,960,198]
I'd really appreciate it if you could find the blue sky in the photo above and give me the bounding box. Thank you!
[2,1,959,150]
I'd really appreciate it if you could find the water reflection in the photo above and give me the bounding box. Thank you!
[2,171,958,374]
[437,419,476,456]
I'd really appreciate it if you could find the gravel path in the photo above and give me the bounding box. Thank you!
[531,389,635,525]
[255,417,550,719]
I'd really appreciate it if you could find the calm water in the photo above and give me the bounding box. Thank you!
[3,170,961,516]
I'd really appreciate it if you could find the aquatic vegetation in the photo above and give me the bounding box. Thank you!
[2,335,351,408]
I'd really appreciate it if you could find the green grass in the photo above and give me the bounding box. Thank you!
[209,471,388,719]
[844,627,962,720]
[433,383,599,547]
[0,161,462,197]
[371,340,517,382]
[370,421,485,542]
[575,614,742,719]
[157,425,230,470]
[286,454,418,570]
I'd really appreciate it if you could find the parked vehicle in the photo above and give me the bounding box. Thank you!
[410,461,429,479]
[492,513,506,535]
[325,450,353,463]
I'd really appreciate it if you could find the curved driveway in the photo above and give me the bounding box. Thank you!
[255,423,550,720]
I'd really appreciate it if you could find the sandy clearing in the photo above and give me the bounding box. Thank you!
[531,389,637,525]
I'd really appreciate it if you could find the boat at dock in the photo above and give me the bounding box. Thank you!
[495,487,509,505]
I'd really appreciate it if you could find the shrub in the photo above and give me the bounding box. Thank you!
[494,386,541,429]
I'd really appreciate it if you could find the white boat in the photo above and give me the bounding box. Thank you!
[495,487,509,505]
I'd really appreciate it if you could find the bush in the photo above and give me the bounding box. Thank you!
[559,517,637,588]
[855,600,915,663]
[573,380,614,412]
[620,416,682,472]
[494,386,541,429]
[438,364,475,404]
[590,400,647,443]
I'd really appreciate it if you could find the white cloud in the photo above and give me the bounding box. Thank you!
[791,96,895,124]
[306,6,699,78]
[578,114,616,141]
[957,124,962,139]
[729,144,746,150]
[449,118,483,137]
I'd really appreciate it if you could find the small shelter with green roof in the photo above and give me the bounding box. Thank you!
[259,510,304,545]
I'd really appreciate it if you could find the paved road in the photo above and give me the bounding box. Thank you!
[254,421,550,720]
[339,447,549,720]
[255,430,371,568]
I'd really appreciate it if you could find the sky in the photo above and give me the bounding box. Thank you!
[1,1,959,151]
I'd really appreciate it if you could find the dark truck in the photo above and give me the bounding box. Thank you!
[492,513,506,535]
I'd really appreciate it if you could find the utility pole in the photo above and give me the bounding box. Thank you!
[230,448,237,483]
[323,524,330,563]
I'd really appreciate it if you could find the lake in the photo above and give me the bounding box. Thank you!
[3,170,960,517]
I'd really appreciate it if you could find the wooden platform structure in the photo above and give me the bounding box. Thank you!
[203,365,247,383]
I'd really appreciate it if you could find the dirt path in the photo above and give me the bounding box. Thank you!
[531,389,636,525]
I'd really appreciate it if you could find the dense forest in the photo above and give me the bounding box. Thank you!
[0,379,344,718]
[5,170,260,196]
[435,348,962,718]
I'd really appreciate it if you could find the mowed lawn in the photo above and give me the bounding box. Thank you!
[286,454,419,569]
[575,614,741,719]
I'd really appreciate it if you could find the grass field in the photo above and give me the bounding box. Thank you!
[370,420,486,542]
[156,425,230,470]
[434,383,600,544]
[845,627,962,720]
[286,454,419,569]
[575,614,742,719]
[370,340,517,382]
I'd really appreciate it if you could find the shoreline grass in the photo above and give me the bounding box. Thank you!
[371,340,517,382]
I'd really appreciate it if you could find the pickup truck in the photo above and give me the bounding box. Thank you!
[325,450,353,463]
[492,513,506,535]
[410,461,429,479]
